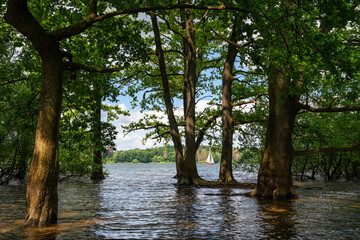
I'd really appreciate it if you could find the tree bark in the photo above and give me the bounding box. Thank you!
[219,24,238,183]
[179,8,202,185]
[251,70,299,199]
[150,14,184,181]
[91,91,105,180]
[5,0,63,225]
[25,54,63,226]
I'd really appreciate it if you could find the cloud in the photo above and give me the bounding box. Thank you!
[108,108,167,150]
[114,130,160,150]
[108,99,218,150]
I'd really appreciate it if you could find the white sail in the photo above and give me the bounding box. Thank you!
[206,149,214,164]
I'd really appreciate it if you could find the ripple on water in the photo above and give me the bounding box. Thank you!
[1,163,359,239]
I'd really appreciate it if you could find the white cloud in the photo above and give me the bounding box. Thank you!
[108,99,220,150]
[114,130,160,150]
[108,108,167,150]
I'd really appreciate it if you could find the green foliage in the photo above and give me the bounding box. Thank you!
[233,147,263,173]
[293,111,360,180]
[0,21,41,183]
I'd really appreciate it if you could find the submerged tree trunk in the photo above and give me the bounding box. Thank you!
[25,54,63,225]
[219,24,238,183]
[150,14,184,181]
[91,92,105,180]
[5,1,63,225]
[14,141,28,180]
[251,70,299,199]
[179,8,202,185]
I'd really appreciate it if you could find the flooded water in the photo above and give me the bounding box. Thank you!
[1,163,359,239]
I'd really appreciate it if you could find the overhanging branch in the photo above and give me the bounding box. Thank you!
[234,119,267,126]
[0,78,28,87]
[295,143,360,156]
[52,2,252,40]
[298,103,360,113]
[64,62,124,73]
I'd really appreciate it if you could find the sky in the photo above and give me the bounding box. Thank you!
[103,94,217,151]
[104,91,257,151]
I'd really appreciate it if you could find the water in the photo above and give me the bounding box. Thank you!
[0,163,359,239]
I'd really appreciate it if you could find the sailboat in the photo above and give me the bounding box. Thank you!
[202,148,215,165]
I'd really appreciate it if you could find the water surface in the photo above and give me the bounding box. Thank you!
[0,163,359,239]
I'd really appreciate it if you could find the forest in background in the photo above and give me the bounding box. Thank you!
[105,145,225,163]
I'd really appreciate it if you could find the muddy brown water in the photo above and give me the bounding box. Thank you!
[1,163,359,239]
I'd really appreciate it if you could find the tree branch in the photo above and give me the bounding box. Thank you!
[0,78,28,87]
[234,119,267,126]
[298,103,360,112]
[52,2,252,40]
[151,131,171,139]
[123,123,169,136]
[233,70,265,76]
[151,12,188,45]
[210,27,249,49]
[144,71,183,78]
[295,143,360,156]
[143,88,162,99]
[194,10,209,29]
[232,94,267,107]
[195,113,221,151]
[64,62,124,73]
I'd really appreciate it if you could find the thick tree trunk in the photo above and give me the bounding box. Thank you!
[178,10,202,185]
[91,94,105,180]
[5,0,63,226]
[219,25,238,183]
[251,70,299,199]
[25,54,63,225]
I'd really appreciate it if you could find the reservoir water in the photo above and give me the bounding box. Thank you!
[1,163,359,239]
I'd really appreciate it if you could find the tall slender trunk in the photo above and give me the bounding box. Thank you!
[252,70,299,199]
[219,24,238,183]
[5,0,63,225]
[91,92,105,180]
[150,14,184,180]
[179,8,202,185]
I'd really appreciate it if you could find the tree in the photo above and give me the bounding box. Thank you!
[248,0,360,199]
[219,23,238,183]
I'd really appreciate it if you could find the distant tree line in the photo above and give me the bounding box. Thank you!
[105,145,228,164]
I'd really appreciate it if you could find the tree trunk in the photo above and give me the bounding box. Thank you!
[91,93,105,180]
[151,14,184,181]
[5,0,63,225]
[179,9,202,185]
[219,24,238,183]
[25,54,63,225]
[14,140,28,180]
[251,70,299,199]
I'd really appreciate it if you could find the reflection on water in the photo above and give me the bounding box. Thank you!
[0,163,359,239]
[258,200,296,240]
